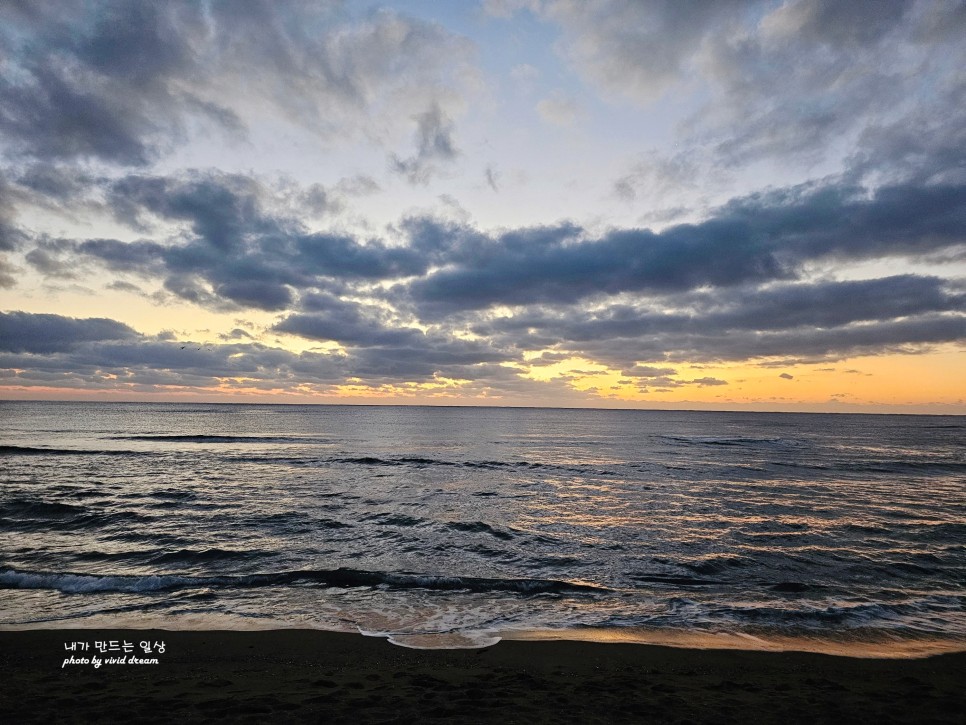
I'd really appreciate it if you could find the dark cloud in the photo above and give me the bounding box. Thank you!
[0,311,521,393]
[15,162,96,203]
[61,171,433,310]
[274,293,516,382]
[585,314,966,367]
[779,373,794,380]
[471,273,965,369]
[274,310,423,349]
[676,275,964,332]
[405,179,966,316]
[17,161,965,380]
[0,311,137,354]
[0,311,344,390]
[0,1,205,165]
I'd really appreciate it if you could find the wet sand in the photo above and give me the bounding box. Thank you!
[1,629,963,723]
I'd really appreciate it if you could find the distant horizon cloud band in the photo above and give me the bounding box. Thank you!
[0,0,964,412]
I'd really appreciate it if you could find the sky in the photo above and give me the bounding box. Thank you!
[0,0,964,413]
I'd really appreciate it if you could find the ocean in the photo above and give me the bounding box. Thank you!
[1,401,964,655]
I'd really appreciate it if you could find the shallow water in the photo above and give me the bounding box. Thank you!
[1,401,964,655]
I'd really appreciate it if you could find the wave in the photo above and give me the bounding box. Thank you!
[0,445,139,456]
[0,498,87,519]
[723,596,966,629]
[0,567,609,596]
[658,435,800,448]
[236,453,609,476]
[361,512,428,527]
[628,573,720,587]
[445,521,516,541]
[677,555,754,575]
[0,498,153,531]
[146,548,268,565]
[843,460,966,474]
[329,456,458,466]
[106,434,319,443]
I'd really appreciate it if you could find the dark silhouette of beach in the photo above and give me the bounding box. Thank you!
[2,629,963,723]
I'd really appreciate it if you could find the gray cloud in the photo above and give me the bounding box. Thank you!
[536,91,580,126]
[273,292,516,381]
[621,365,678,378]
[0,1,476,166]
[65,171,435,310]
[390,103,459,184]
[538,0,964,175]
[22,165,961,376]
[485,166,499,192]
[0,174,30,252]
[0,310,137,354]
[541,0,745,104]
[0,258,17,288]
[0,311,520,393]
[0,1,206,165]
[691,377,728,386]
[471,274,965,368]
[405,179,966,316]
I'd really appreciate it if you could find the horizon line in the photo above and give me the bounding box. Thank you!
[1,398,962,417]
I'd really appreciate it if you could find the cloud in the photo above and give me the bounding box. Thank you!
[622,365,677,378]
[509,63,540,89]
[537,0,964,174]
[613,150,702,203]
[536,91,579,127]
[485,166,500,192]
[690,377,728,386]
[0,174,30,252]
[0,311,520,393]
[0,256,17,287]
[404,178,966,316]
[63,170,434,310]
[779,373,794,380]
[483,0,543,19]
[0,311,137,354]
[0,2,477,166]
[0,1,207,165]
[470,272,965,369]
[390,103,460,184]
[20,163,958,377]
[273,292,515,381]
[541,0,744,103]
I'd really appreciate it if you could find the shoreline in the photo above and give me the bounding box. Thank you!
[2,628,963,723]
[5,617,964,659]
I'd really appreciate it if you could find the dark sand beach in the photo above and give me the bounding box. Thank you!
[1,629,963,723]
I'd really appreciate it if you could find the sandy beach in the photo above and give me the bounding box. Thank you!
[1,629,963,723]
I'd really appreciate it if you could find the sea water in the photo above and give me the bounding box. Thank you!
[1,402,963,655]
